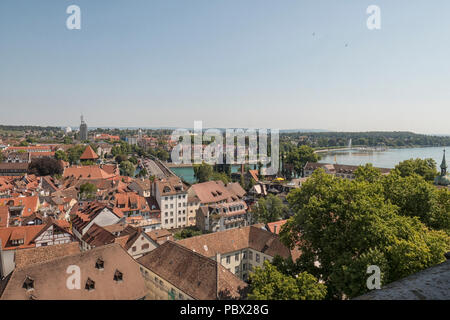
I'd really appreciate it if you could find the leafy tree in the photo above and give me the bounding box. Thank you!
[248,260,326,300]
[156,149,169,161]
[382,172,437,228]
[128,156,138,165]
[79,182,97,200]
[285,145,319,177]
[174,227,203,240]
[28,157,63,176]
[63,136,73,144]
[246,178,256,191]
[429,188,450,234]
[119,160,135,177]
[137,167,148,178]
[54,150,68,162]
[193,162,213,182]
[67,145,85,164]
[394,158,438,182]
[253,194,288,224]
[282,169,449,299]
[354,163,382,183]
[115,154,128,164]
[211,171,230,184]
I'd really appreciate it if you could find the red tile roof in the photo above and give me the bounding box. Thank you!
[266,219,288,235]
[79,145,98,160]
[0,225,46,250]
[0,206,9,228]
[63,165,116,179]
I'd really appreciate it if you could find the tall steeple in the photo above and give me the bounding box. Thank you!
[441,149,447,176]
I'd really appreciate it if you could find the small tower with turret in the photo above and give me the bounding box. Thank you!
[435,149,450,186]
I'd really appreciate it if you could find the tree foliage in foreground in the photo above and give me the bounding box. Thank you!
[394,158,438,182]
[281,169,449,299]
[248,260,327,300]
[253,194,288,224]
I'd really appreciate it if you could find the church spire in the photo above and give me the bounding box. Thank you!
[441,149,447,175]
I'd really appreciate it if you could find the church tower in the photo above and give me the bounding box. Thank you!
[440,149,447,176]
[435,149,450,186]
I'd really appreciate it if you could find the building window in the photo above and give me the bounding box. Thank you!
[114,270,123,282]
[249,251,253,260]
[256,253,260,263]
[243,251,247,259]
[22,276,34,291]
[243,263,247,271]
[85,278,95,291]
[95,258,104,270]
[226,256,230,264]
[234,266,239,274]
[235,253,239,262]
[142,243,149,250]
[132,246,137,252]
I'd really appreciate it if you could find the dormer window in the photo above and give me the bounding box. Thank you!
[23,276,34,291]
[95,258,104,270]
[85,278,95,291]
[114,270,123,282]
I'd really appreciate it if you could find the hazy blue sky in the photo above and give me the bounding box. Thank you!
[1,0,449,134]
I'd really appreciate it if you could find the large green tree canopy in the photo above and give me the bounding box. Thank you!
[285,145,319,177]
[248,260,327,300]
[281,168,449,299]
[394,158,438,182]
[253,193,288,224]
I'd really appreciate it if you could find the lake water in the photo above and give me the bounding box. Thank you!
[318,146,449,169]
[171,164,256,184]
[170,147,448,183]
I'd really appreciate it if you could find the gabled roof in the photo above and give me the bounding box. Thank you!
[81,224,116,248]
[177,225,291,259]
[0,225,46,250]
[0,196,39,218]
[14,242,81,269]
[113,192,149,214]
[79,145,98,160]
[71,202,122,233]
[1,243,147,300]
[248,170,259,182]
[63,165,116,180]
[189,181,246,205]
[154,177,187,196]
[137,241,247,300]
[266,219,288,235]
